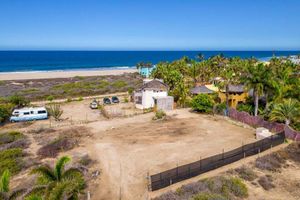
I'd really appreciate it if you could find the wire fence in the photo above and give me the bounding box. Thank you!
[150,132,285,191]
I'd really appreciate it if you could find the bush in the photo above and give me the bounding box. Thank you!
[214,103,226,115]
[224,177,248,198]
[78,96,83,101]
[0,103,14,123]
[237,103,254,115]
[191,94,214,113]
[46,104,63,121]
[258,175,275,190]
[255,153,286,172]
[0,148,24,175]
[66,98,72,103]
[124,96,129,103]
[193,193,227,200]
[46,95,54,101]
[37,137,77,158]
[0,131,24,145]
[235,165,257,181]
[153,110,166,120]
[128,87,134,95]
[8,95,30,107]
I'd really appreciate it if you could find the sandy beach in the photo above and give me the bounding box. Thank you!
[0,68,137,80]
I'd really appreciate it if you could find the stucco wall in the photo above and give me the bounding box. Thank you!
[141,90,167,109]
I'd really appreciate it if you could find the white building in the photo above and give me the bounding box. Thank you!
[134,79,173,110]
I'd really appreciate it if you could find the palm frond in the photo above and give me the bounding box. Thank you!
[24,194,43,200]
[48,182,68,200]
[55,156,71,181]
[31,166,56,182]
[0,169,10,193]
[62,168,82,180]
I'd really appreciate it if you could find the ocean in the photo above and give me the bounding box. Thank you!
[0,51,299,73]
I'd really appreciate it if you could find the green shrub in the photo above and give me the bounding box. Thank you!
[8,95,30,107]
[124,96,129,103]
[153,110,166,120]
[237,103,254,115]
[191,94,214,113]
[193,193,227,200]
[0,103,14,123]
[112,80,127,88]
[0,148,24,175]
[235,165,257,181]
[215,102,226,114]
[46,104,63,121]
[224,177,248,198]
[0,131,24,145]
[66,98,72,103]
[78,96,83,101]
[46,95,54,102]
[128,87,134,95]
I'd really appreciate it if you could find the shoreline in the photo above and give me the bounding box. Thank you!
[0,68,138,81]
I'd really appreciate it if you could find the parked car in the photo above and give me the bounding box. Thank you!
[10,107,48,122]
[103,97,111,105]
[90,99,99,109]
[111,96,119,103]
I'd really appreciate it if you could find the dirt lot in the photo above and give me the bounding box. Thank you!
[2,106,259,200]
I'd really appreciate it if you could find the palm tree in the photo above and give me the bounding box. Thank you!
[270,98,300,125]
[0,169,25,200]
[242,63,269,116]
[30,156,85,200]
[196,53,205,61]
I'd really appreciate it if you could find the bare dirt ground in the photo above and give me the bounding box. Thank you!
[81,109,256,200]
[1,105,263,200]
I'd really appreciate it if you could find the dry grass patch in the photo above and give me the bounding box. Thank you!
[37,136,78,158]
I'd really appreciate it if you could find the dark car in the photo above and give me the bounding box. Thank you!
[111,96,119,103]
[103,97,111,105]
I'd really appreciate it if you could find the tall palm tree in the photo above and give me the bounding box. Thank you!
[30,156,85,200]
[0,169,25,200]
[241,63,270,116]
[196,53,205,61]
[270,98,300,125]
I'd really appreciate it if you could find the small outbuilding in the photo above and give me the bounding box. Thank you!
[134,79,173,110]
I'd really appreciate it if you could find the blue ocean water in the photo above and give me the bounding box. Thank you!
[0,51,299,73]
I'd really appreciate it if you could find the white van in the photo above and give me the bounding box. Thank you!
[10,107,48,122]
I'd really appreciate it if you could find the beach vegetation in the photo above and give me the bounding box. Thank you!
[191,94,214,113]
[112,80,127,88]
[46,95,54,102]
[8,95,30,108]
[46,104,63,121]
[270,98,300,125]
[150,54,299,129]
[30,156,85,199]
[0,131,24,145]
[0,148,24,175]
[0,169,26,200]
[153,110,166,120]
[37,137,77,158]
[0,104,14,123]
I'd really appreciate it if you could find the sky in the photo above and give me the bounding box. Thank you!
[0,0,299,50]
